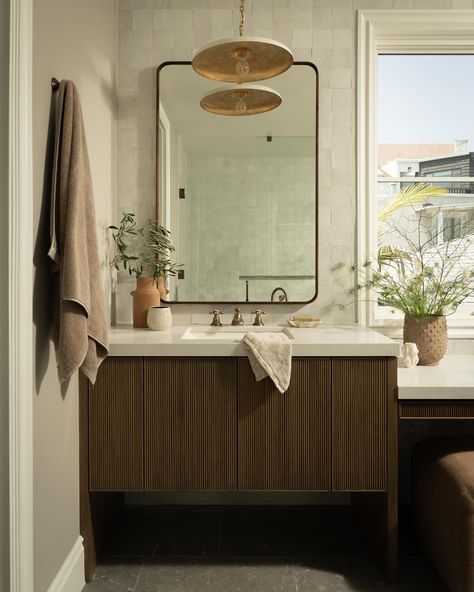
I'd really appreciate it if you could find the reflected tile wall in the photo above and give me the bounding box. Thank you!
[178,156,315,302]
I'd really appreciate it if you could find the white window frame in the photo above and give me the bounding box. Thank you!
[357,9,474,336]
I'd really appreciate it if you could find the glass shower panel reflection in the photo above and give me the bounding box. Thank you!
[177,136,316,302]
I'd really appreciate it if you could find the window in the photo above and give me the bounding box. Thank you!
[358,11,474,329]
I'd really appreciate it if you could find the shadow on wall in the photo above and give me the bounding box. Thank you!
[32,92,71,398]
[33,93,55,395]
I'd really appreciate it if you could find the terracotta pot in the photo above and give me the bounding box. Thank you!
[130,277,161,328]
[403,314,447,366]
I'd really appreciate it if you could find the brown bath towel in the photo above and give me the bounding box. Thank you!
[48,80,109,384]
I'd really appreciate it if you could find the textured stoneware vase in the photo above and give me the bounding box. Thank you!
[403,314,447,366]
[147,306,172,331]
[131,277,161,328]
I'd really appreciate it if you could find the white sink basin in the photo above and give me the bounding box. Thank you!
[181,326,294,343]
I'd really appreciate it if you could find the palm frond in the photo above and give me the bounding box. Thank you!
[378,183,446,227]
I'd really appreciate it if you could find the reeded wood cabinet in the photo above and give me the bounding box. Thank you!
[144,358,237,491]
[87,356,396,493]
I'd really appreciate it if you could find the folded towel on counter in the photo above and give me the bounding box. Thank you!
[242,332,292,393]
[48,80,109,384]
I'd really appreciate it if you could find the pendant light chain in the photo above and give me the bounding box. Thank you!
[239,0,245,37]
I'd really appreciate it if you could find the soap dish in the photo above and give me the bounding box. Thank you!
[288,317,321,328]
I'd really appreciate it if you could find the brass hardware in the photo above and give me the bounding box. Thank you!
[271,287,288,302]
[252,310,266,326]
[231,308,245,326]
[51,77,60,92]
[209,310,223,326]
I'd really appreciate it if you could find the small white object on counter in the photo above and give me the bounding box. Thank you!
[398,343,419,368]
[147,306,172,331]
[108,323,400,358]
[398,355,474,399]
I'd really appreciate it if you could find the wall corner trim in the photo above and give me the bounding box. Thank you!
[45,536,85,592]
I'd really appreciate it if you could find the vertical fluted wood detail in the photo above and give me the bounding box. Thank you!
[238,358,331,491]
[399,401,474,419]
[332,359,387,491]
[89,358,143,491]
[144,358,237,491]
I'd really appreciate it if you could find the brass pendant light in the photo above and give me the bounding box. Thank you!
[200,84,282,116]
[192,0,293,84]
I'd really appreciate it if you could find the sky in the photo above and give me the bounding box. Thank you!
[378,55,474,151]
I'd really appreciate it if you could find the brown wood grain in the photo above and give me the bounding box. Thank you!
[80,373,124,582]
[144,358,238,490]
[399,400,474,419]
[238,358,331,491]
[88,358,144,491]
[332,358,387,491]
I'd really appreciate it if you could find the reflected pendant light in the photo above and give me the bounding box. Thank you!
[200,84,282,116]
[192,0,293,83]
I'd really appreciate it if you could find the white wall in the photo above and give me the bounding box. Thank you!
[32,2,117,591]
[0,1,9,589]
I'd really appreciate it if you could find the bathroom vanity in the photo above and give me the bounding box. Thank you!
[80,324,400,582]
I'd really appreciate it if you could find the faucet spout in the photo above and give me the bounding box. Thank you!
[271,287,288,302]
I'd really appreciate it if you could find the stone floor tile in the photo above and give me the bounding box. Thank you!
[135,558,293,592]
[83,557,143,591]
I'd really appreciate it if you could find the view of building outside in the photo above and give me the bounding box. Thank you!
[377,55,474,313]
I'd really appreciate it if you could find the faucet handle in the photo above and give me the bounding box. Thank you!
[251,310,266,326]
[209,309,223,326]
[231,307,245,326]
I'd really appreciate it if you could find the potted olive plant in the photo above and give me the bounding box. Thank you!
[333,184,474,365]
[108,212,180,328]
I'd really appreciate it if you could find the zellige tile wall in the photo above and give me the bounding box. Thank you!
[116,0,474,326]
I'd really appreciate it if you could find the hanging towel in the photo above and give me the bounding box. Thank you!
[242,332,292,393]
[48,80,109,384]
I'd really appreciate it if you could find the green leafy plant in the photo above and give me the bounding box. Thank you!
[333,184,474,317]
[108,212,180,281]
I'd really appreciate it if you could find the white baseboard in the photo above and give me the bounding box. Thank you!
[46,535,85,592]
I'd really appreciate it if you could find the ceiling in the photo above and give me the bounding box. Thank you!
[159,63,317,157]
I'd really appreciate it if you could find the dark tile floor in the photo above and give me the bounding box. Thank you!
[82,506,446,592]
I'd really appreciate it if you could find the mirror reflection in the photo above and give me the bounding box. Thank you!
[158,63,318,303]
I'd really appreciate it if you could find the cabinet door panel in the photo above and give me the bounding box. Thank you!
[89,358,144,491]
[144,358,237,491]
[332,358,387,491]
[238,358,331,491]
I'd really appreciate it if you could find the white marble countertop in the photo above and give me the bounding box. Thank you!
[398,355,474,400]
[108,323,400,358]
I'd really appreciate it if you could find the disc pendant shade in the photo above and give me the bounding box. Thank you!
[200,84,282,116]
[192,36,293,83]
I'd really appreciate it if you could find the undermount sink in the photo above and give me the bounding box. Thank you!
[181,326,294,342]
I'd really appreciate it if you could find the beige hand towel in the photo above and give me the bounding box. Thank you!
[48,80,109,384]
[242,332,292,393]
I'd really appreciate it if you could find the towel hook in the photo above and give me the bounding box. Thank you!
[51,77,60,92]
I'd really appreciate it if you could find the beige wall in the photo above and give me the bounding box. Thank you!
[0,0,9,589]
[32,2,116,591]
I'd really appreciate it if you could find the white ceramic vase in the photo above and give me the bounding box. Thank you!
[147,306,172,331]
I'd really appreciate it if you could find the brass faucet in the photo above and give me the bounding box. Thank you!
[271,287,288,302]
[231,307,245,326]
[209,310,223,326]
[252,310,266,326]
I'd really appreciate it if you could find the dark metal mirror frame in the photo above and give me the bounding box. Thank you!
[156,61,319,305]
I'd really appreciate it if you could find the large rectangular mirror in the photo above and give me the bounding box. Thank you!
[157,62,318,304]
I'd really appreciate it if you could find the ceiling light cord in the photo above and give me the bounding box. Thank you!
[239,0,245,37]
